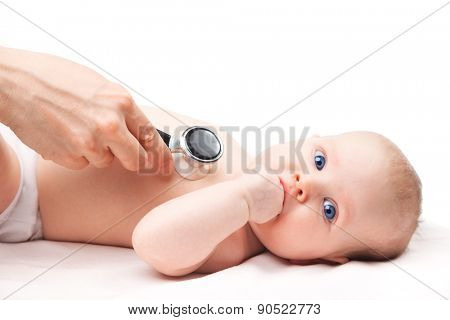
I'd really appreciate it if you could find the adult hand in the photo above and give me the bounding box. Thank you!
[0,46,172,173]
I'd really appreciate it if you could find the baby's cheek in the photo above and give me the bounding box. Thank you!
[299,209,326,238]
[297,207,318,225]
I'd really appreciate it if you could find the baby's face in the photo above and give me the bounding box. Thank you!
[248,131,392,264]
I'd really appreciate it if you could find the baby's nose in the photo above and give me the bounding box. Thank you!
[294,173,305,201]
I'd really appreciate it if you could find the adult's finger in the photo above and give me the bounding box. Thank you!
[83,146,115,168]
[108,123,147,171]
[52,155,89,170]
[124,101,173,173]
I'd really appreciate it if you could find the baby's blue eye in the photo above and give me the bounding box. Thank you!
[323,199,336,221]
[314,150,326,170]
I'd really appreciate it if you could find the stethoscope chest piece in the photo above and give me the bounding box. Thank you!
[157,126,223,180]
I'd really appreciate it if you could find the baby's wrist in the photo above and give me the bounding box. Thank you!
[233,175,252,222]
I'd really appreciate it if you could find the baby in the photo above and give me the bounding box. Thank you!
[0,106,422,276]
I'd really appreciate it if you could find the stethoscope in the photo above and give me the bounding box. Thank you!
[156,126,224,180]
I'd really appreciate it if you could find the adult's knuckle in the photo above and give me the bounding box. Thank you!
[70,135,94,151]
[96,115,121,135]
[81,136,96,152]
[115,95,134,113]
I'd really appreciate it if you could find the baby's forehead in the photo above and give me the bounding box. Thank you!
[305,131,396,184]
[322,132,390,158]
[324,133,392,201]
[330,131,382,142]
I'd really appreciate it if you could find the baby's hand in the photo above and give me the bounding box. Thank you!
[237,169,284,224]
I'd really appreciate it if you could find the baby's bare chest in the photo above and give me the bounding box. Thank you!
[36,106,251,249]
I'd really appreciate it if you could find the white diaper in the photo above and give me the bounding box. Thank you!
[0,124,42,242]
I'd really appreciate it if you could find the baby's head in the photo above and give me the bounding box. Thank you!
[248,131,422,264]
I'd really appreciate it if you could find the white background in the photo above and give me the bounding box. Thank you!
[1,0,449,230]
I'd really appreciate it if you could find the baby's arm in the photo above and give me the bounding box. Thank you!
[0,132,21,214]
[132,178,249,277]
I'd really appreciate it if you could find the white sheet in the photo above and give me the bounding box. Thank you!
[0,220,448,299]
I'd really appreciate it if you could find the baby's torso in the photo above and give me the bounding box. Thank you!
[37,106,265,261]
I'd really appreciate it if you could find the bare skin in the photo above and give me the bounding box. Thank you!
[1,47,405,278]
[0,46,168,172]
[36,105,267,273]
[2,105,396,277]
